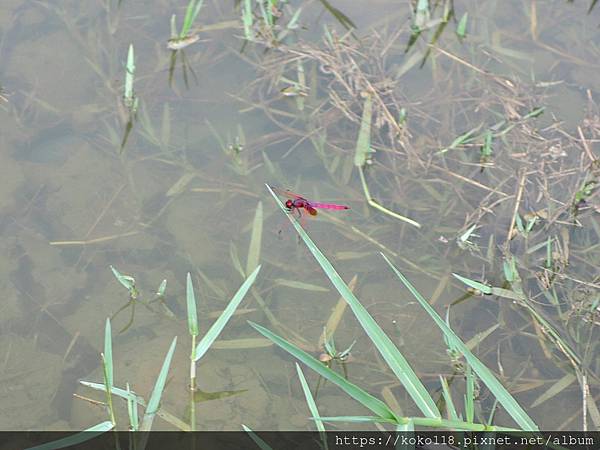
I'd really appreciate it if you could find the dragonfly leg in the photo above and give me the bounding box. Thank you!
[299,210,307,229]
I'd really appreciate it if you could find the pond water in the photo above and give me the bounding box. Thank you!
[1,0,599,432]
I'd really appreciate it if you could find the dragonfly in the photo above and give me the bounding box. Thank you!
[270,186,350,219]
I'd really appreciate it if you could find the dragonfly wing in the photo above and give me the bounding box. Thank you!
[269,185,304,200]
[306,205,318,216]
[309,202,350,210]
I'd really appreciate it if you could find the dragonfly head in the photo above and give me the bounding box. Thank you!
[284,199,294,210]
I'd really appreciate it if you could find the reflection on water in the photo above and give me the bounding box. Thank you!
[0,0,599,432]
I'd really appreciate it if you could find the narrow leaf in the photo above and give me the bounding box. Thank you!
[452,273,493,295]
[104,319,113,387]
[186,273,199,337]
[296,363,327,433]
[242,425,274,450]
[246,201,263,276]
[456,12,468,38]
[140,336,178,431]
[194,265,261,361]
[24,422,114,450]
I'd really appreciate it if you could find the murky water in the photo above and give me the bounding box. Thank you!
[1,0,599,432]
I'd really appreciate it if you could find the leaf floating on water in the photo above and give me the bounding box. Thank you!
[211,338,273,349]
[530,372,576,408]
[229,242,245,278]
[207,307,256,319]
[166,172,196,197]
[319,275,357,348]
[274,278,330,292]
[354,92,373,167]
[335,251,371,260]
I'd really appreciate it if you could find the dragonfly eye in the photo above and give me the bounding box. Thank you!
[285,200,293,209]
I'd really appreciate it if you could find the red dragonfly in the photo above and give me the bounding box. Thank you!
[270,186,350,218]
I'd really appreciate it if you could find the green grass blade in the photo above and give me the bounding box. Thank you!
[452,273,492,295]
[438,125,481,154]
[124,44,135,109]
[24,421,114,450]
[157,279,167,297]
[242,0,254,40]
[439,375,459,421]
[186,273,199,337]
[126,382,139,431]
[465,365,474,423]
[181,0,204,36]
[249,321,398,422]
[258,0,272,26]
[311,416,394,423]
[140,336,178,431]
[104,318,113,387]
[246,201,263,276]
[194,265,261,361]
[357,167,421,228]
[456,269,524,301]
[456,12,468,38]
[110,265,136,293]
[287,6,302,29]
[170,14,177,38]
[265,184,439,419]
[396,419,415,450]
[397,418,414,432]
[382,253,539,431]
[100,353,116,425]
[189,0,205,28]
[414,0,430,29]
[80,381,139,402]
[181,0,195,35]
[242,425,274,450]
[295,363,326,433]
